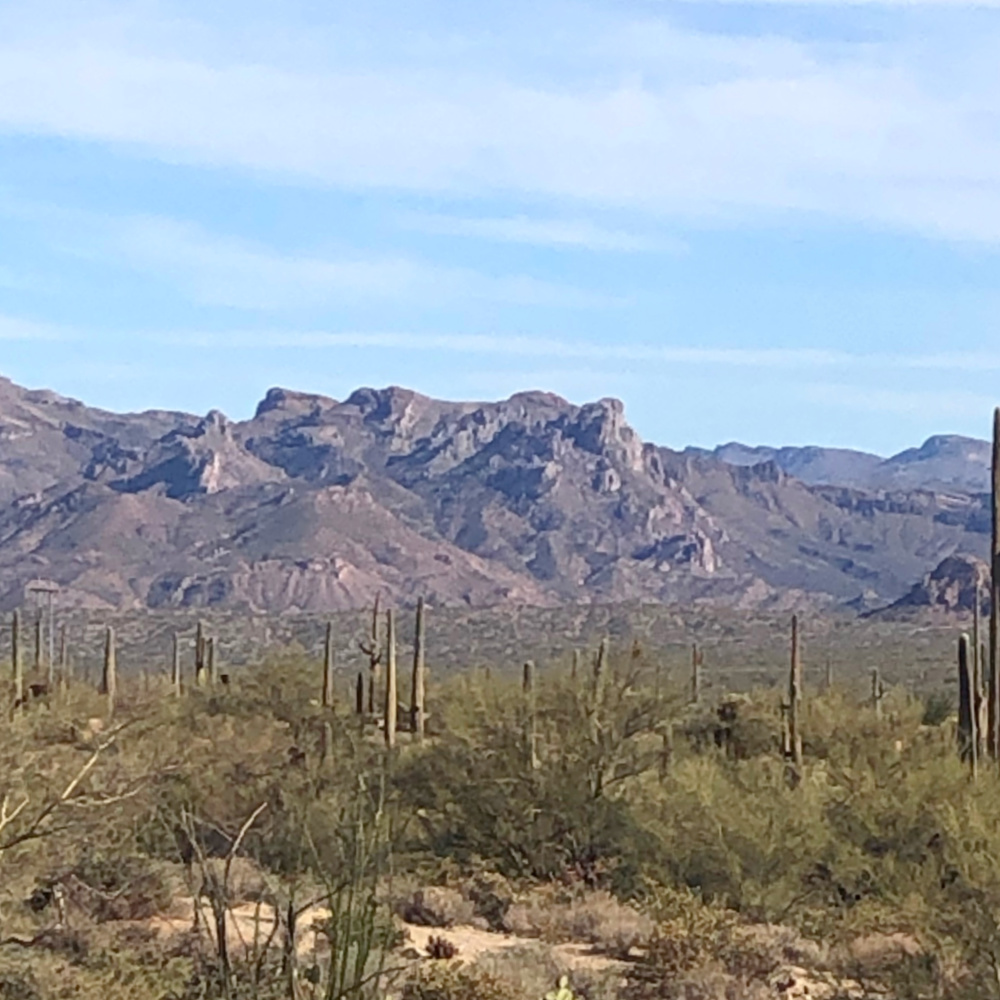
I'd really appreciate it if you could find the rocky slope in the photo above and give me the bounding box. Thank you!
[0,375,989,613]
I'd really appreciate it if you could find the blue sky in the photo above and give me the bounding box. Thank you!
[1,0,999,455]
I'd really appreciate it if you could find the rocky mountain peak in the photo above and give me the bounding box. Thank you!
[254,387,338,420]
[887,553,988,613]
[566,397,644,472]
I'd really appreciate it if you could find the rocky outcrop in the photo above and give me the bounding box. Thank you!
[115,411,280,498]
[884,554,989,614]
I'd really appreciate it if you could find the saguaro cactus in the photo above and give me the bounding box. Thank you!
[991,406,1000,761]
[690,643,703,705]
[45,617,56,688]
[974,586,985,757]
[788,615,803,772]
[659,724,674,781]
[58,624,69,692]
[593,637,608,705]
[359,595,383,715]
[523,660,539,770]
[958,633,977,775]
[871,666,884,721]
[410,598,426,739]
[207,638,217,686]
[384,608,397,749]
[34,613,42,673]
[171,632,182,697]
[12,609,23,708]
[195,620,206,687]
[322,622,335,710]
[101,626,117,716]
[355,673,365,716]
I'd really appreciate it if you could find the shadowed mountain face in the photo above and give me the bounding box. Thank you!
[0,375,989,613]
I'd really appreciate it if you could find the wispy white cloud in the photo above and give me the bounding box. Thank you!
[151,327,1000,374]
[64,214,625,310]
[0,4,998,243]
[402,212,685,252]
[155,328,860,366]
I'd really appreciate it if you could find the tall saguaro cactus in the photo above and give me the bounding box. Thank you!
[690,643,703,705]
[384,608,397,749]
[523,660,539,770]
[991,406,1000,762]
[12,609,23,709]
[410,598,426,739]
[195,620,206,687]
[45,618,56,688]
[788,615,803,773]
[322,622,335,710]
[973,584,985,758]
[101,626,117,716]
[34,613,42,673]
[593,637,608,706]
[359,595,383,715]
[871,666,884,721]
[958,633,977,776]
[207,638,217,686]
[171,632,182,697]
[58,624,69,693]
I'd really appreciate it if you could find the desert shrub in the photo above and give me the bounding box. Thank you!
[0,974,40,1000]
[624,890,789,1000]
[464,870,516,931]
[397,886,477,927]
[505,887,653,957]
[479,949,622,1000]
[921,690,952,727]
[393,669,667,895]
[59,854,174,922]
[401,962,525,1000]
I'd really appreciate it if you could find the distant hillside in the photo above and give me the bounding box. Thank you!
[688,435,990,493]
[0,374,989,613]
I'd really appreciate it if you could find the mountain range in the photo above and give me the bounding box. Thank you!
[0,374,990,614]
[686,436,991,494]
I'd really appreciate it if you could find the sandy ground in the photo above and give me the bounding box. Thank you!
[141,897,894,997]
[143,896,626,973]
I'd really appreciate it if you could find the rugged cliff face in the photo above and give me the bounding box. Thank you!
[0,375,989,612]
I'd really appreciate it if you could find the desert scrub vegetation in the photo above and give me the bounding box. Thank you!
[2,606,1000,999]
